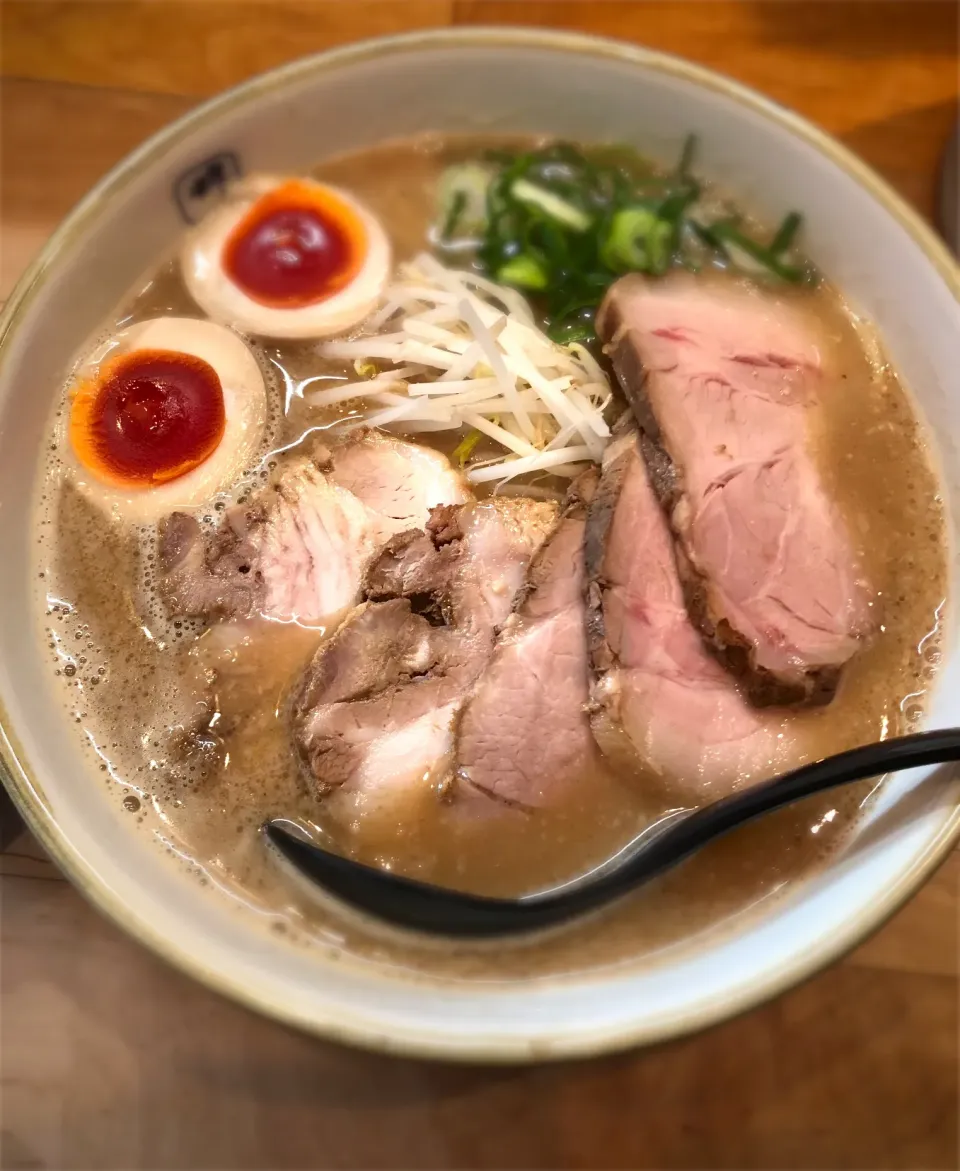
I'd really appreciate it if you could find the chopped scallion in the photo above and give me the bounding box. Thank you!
[496,254,549,290]
[437,162,494,239]
[434,140,814,345]
[699,221,809,282]
[677,133,697,180]
[452,428,483,466]
[770,211,802,256]
[511,179,592,232]
[601,207,673,273]
[441,190,467,240]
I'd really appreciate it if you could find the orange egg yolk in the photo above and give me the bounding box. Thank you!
[69,348,226,489]
[222,180,367,309]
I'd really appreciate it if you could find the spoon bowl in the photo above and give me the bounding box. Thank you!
[266,729,960,936]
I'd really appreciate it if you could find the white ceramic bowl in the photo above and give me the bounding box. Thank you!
[1,29,958,1062]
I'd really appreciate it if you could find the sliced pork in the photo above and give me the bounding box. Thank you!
[585,423,781,800]
[326,429,470,538]
[364,496,557,635]
[292,599,478,810]
[159,432,470,627]
[291,497,557,816]
[597,274,873,704]
[456,473,600,809]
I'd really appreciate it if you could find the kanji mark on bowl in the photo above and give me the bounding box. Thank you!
[174,152,242,224]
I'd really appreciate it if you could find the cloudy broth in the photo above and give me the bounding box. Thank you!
[31,136,947,979]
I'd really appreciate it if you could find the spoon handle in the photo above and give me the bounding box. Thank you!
[575,728,960,911]
[267,729,960,937]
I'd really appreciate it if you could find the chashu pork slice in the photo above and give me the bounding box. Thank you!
[158,431,470,628]
[290,496,558,819]
[597,274,874,704]
[291,598,480,815]
[455,473,601,809]
[585,422,782,801]
[365,495,559,635]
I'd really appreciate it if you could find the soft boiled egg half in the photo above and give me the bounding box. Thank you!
[67,316,267,524]
[180,175,391,339]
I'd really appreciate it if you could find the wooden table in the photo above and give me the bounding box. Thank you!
[1,3,957,1167]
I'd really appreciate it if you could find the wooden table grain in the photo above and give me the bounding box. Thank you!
[1,3,958,1168]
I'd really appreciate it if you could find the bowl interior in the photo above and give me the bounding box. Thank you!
[0,30,958,1060]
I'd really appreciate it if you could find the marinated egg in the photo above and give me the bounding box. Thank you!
[180,175,391,338]
[67,316,267,524]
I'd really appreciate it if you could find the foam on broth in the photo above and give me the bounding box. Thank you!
[30,136,947,981]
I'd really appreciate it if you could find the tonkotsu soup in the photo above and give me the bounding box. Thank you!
[32,135,947,979]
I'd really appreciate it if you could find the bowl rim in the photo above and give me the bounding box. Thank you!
[1,25,958,1064]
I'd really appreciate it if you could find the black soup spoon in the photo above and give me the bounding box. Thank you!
[264,729,960,937]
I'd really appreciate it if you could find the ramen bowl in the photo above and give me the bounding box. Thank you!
[0,28,958,1062]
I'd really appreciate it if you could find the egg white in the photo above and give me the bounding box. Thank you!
[67,316,267,525]
[180,174,391,340]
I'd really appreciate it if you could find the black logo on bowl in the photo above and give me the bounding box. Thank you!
[173,152,242,224]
